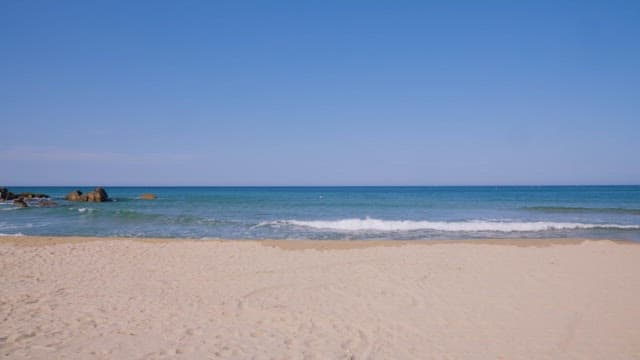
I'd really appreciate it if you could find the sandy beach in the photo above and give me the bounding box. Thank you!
[1,237,640,359]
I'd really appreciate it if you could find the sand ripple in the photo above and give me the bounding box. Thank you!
[1,238,640,359]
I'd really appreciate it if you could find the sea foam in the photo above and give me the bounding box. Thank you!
[264,218,640,232]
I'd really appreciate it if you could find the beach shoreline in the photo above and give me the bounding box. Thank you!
[2,235,638,249]
[2,236,640,358]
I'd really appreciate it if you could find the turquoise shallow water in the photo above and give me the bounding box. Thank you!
[1,186,640,241]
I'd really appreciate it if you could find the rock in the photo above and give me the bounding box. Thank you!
[87,187,109,202]
[39,199,58,207]
[66,188,110,202]
[2,188,47,201]
[13,198,28,208]
[139,193,157,200]
[16,192,49,199]
[65,190,83,201]
[1,188,17,201]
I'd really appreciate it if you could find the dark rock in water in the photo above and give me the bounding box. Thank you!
[65,190,83,201]
[66,188,110,202]
[39,199,58,207]
[16,192,49,199]
[1,187,17,201]
[139,193,157,200]
[1,188,47,201]
[13,198,28,208]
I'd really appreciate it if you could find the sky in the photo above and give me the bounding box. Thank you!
[1,1,639,186]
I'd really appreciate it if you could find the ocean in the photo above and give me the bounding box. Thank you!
[1,186,640,241]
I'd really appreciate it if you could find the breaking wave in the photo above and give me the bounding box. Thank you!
[260,218,640,232]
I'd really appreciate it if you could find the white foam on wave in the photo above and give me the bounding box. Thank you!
[0,232,24,237]
[262,218,640,232]
[0,222,34,230]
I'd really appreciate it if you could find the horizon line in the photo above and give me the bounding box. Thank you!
[3,184,640,188]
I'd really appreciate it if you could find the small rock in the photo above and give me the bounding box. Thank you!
[13,198,28,208]
[39,199,58,207]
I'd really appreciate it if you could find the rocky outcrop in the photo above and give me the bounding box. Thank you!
[1,188,49,201]
[16,192,49,199]
[65,190,84,201]
[87,187,109,202]
[13,198,28,208]
[65,188,110,202]
[0,187,13,201]
[1,188,17,201]
[139,193,157,200]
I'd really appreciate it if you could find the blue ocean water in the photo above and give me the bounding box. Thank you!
[1,186,640,241]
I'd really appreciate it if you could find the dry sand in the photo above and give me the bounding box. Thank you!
[1,236,639,359]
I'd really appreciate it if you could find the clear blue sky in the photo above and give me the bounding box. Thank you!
[1,1,639,186]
